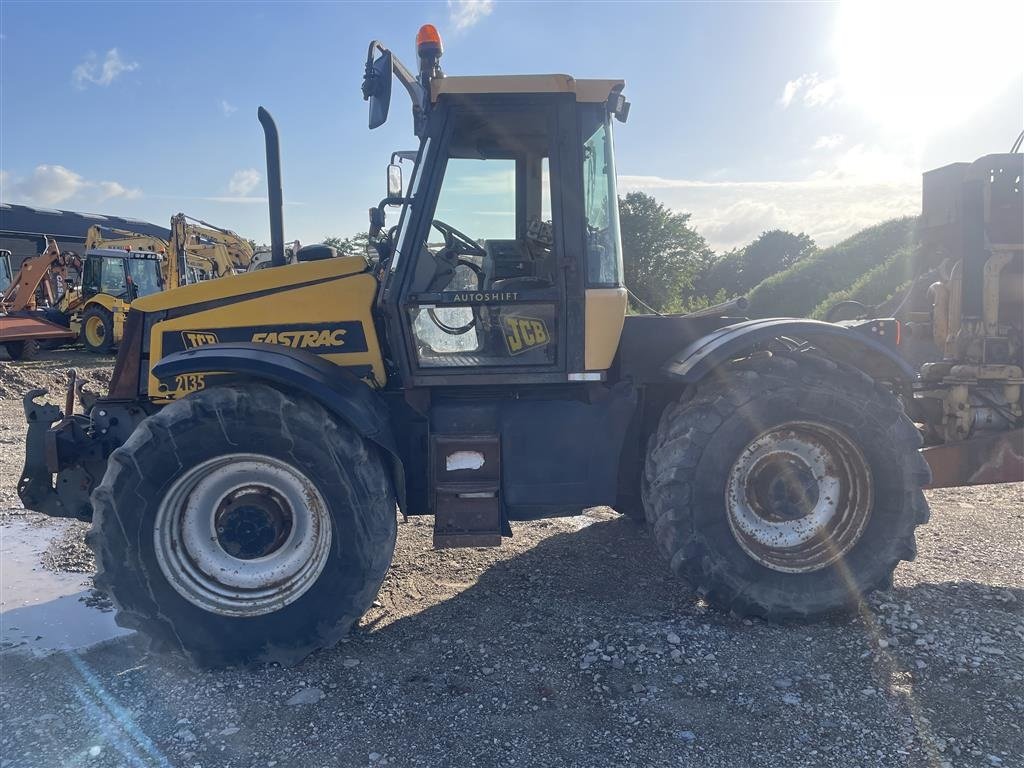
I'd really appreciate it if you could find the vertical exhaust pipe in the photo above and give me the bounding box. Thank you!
[258,107,286,267]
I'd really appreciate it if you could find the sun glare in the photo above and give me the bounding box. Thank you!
[836,1,1023,136]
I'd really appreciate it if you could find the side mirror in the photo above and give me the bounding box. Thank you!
[387,163,403,197]
[363,48,393,130]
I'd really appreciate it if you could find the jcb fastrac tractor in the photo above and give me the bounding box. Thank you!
[19,27,931,666]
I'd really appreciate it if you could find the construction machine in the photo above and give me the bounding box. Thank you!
[77,214,245,351]
[179,215,255,275]
[825,143,1024,487]
[247,240,301,271]
[1,238,79,360]
[18,26,932,667]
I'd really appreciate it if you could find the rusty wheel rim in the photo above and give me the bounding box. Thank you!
[154,453,332,617]
[725,421,872,573]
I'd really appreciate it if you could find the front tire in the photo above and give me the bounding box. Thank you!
[88,384,397,666]
[642,353,930,619]
[81,306,114,353]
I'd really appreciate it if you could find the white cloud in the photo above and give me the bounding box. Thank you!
[812,134,845,151]
[779,73,841,109]
[96,180,142,201]
[1,164,142,206]
[620,153,920,251]
[228,168,261,196]
[72,49,139,89]
[220,100,238,117]
[448,0,494,31]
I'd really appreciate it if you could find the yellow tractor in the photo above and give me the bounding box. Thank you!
[19,26,931,666]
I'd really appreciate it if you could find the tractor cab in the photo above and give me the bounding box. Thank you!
[365,28,630,385]
[81,248,164,302]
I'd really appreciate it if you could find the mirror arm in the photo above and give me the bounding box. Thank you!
[366,41,425,115]
[379,196,410,209]
[369,197,412,237]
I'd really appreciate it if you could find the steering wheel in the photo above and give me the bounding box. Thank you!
[426,219,486,335]
[431,219,487,259]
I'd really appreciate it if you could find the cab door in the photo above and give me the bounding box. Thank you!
[389,94,584,386]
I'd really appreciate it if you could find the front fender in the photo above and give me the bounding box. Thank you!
[152,343,406,510]
[663,318,916,383]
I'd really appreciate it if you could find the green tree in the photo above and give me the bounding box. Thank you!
[746,217,919,318]
[735,229,816,291]
[697,230,816,300]
[618,191,713,313]
[323,232,371,258]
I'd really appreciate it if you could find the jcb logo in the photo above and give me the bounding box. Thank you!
[251,328,348,349]
[181,331,219,348]
[503,316,550,355]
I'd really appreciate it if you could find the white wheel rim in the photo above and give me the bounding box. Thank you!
[154,453,332,617]
[725,421,872,574]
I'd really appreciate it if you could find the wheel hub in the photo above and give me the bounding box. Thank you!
[214,488,294,560]
[746,454,821,521]
[154,453,332,617]
[725,422,873,573]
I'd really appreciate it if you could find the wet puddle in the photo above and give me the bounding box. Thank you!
[0,517,132,655]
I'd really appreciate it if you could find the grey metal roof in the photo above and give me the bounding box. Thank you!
[0,203,171,267]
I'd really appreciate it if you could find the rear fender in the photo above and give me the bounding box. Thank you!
[152,342,406,509]
[663,318,916,384]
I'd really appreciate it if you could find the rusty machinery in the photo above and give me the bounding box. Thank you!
[0,237,79,360]
[872,144,1024,487]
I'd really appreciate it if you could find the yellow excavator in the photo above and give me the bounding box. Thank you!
[78,214,250,351]
[179,214,255,275]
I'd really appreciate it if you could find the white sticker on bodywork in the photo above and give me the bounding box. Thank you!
[446,451,486,471]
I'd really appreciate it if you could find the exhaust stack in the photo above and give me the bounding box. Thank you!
[258,107,286,268]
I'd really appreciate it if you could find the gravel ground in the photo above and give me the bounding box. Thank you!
[1,351,1022,768]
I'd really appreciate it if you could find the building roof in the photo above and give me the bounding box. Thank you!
[0,203,170,266]
[0,203,169,242]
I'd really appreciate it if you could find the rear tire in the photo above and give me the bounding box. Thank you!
[81,306,114,353]
[88,384,398,667]
[642,353,930,619]
[3,339,40,361]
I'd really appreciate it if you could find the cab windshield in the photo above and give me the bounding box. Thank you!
[128,258,163,297]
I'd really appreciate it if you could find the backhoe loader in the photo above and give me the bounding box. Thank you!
[77,214,243,351]
[19,26,931,667]
[0,238,78,360]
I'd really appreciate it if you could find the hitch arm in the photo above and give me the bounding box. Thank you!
[17,389,68,517]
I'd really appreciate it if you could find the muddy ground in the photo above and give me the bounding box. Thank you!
[1,349,1022,768]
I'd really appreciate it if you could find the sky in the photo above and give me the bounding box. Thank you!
[1,1,1021,252]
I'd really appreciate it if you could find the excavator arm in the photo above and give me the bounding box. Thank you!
[180,214,255,273]
[1,237,73,312]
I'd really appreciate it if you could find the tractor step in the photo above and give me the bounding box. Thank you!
[431,434,502,548]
